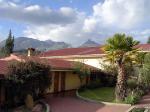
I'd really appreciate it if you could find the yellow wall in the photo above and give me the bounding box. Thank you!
[46,71,85,94]
[65,72,81,90]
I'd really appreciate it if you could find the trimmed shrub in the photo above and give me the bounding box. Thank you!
[127,79,138,90]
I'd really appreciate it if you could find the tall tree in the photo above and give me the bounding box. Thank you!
[0,47,6,57]
[147,36,150,44]
[103,33,139,102]
[5,30,14,56]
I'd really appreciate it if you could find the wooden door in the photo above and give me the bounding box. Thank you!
[54,72,60,93]
[61,72,66,91]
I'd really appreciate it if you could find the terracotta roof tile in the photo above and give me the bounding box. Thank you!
[40,44,150,57]
[40,46,104,57]
[0,60,8,77]
[0,55,74,70]
[47,59,73,69]
[135,44,150,51]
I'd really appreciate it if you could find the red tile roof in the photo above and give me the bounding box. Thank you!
[135,44,150,51]
[40,44,150,57]
[0,59,70,77]
[0,56,74,72]
[47,59,73,70]
[0,60,8,78]
[40,46,104,57]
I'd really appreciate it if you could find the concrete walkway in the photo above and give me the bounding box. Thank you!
[45,96,130,112]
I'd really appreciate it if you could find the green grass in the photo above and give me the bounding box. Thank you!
[78,87,115,102]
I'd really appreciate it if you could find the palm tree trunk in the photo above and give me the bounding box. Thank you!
[115,62,127,102]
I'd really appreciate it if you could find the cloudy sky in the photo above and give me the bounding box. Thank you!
[0,0,150,46]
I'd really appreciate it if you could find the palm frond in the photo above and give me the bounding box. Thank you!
[103,33,139,64]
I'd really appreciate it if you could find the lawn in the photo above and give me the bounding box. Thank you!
[78,87,115,102]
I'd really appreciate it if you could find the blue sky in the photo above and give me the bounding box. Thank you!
[0,0,150,46]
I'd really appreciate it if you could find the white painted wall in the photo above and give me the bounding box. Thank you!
[67,58,106,69]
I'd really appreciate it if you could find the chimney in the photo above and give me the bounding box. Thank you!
[27,48,35,56]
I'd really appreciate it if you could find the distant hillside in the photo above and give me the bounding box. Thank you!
[80,39,100,47]
[0,37,71,51]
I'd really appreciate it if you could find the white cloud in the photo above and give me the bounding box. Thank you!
[0,2,77,25]
[0,26,4,41]
[83,0,150,31]
[0,0,150,45]
[83,18,97,32]
[23,0,150,45]
[141,29,150,36]
[25,5,41,11]
[130,29,150,41]
[23,12,88,46]
[60,7,75,16]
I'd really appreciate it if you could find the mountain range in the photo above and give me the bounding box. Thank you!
[0,37,100,51]
[0,37,71,51]
[80,39,100,47]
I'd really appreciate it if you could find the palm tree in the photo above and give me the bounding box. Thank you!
[103,33,139,101]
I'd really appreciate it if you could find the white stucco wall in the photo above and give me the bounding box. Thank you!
[67,58,107,69]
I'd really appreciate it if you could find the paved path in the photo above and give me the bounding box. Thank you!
[45,96,130,112]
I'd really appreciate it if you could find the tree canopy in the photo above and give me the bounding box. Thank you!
[103,33,139,101]
[103,33,139,65]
